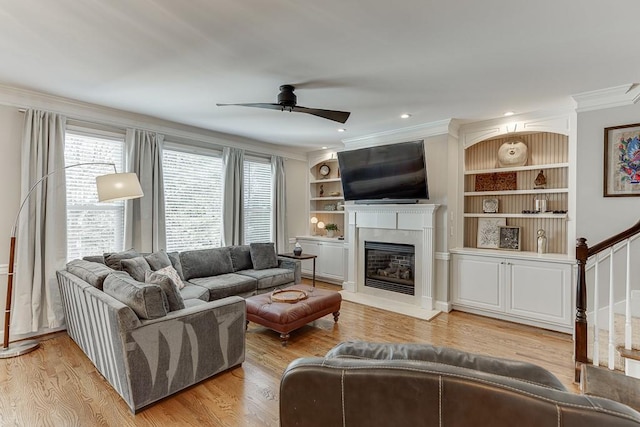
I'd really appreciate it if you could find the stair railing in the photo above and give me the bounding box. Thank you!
[575,219,640,382]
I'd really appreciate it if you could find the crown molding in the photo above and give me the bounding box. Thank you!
[341,119,458,150]
[572,83,640,112]
[0,84,308,162]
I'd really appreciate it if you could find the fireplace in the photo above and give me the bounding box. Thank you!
[364,241,415,295]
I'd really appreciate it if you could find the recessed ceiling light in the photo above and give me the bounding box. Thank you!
[337,128,346,132]
[504,111,515,117]
[400,113,412,119]
[321,146,328,149]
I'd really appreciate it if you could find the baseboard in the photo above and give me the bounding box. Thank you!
[435,300,452,312]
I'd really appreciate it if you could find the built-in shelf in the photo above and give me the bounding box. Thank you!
[464,188,569,196]
[464,162,569,175]
[310,196,343,201]
[310,178,342,184]
[310,210,345,215]
[463,213,568,219]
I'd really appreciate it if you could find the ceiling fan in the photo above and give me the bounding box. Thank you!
[216,85,351,124]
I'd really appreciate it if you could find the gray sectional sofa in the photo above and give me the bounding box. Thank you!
[57,243,301,412]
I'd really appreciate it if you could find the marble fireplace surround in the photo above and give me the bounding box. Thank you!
[342,203,440,320]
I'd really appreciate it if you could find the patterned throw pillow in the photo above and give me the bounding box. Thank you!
[151,264,186,290]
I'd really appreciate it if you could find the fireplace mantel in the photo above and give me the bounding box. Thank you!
[343,204,440,314]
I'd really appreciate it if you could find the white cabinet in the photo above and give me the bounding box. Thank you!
[452,251,572,332]
[296,237,345,284]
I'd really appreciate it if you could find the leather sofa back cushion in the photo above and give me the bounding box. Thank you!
[180,247,234,280]
[103,249,141,271]
[229,245,253,271]
[66,259,113,290]
[250,242,278,270]
[121,257,151,282]
[103,271,168,319]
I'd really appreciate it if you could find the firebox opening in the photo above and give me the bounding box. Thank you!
[364,241,415,296]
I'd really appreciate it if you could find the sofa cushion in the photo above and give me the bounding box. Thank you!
[103,271,168,319]
[152,265,186,290]
[189,273,257,300]
[180,247,234,280]
[179,283,210,302]
[145,270,186,311]
[237,268,295,290]
[249,242,278,270]
[66,259,113,290]
[121,256,151,282]
[103,249,141,271]
[167,251,185,281]
[229,245,254,272]
[82,255,105,264]
[144,250,172,271]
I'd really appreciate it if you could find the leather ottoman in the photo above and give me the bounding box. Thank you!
[245,284,341,346]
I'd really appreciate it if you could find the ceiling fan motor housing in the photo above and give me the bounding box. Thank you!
[278,85,297,107]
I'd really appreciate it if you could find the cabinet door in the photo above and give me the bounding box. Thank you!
[297,241,319,275]
[319,242,345,281]
[453,255,505,312]
[506,260,571,326]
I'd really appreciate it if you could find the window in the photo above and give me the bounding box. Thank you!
[243,157,272,244]
[65,131,126,261]
[163,147,223,252]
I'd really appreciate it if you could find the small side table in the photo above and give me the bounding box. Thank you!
[278,253,318,287]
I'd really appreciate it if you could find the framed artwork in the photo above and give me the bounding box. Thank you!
[482,198,499,213]
[498,226,521,251]
[474,172,517,192]
[604,123,640,197]
[477,217,506,249]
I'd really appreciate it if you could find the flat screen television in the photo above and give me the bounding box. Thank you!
[337,140,429,202]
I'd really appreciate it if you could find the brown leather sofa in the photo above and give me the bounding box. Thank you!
[280,342,640,426]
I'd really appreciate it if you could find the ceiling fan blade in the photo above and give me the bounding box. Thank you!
[292,106,351,123]
[216,103,285,111]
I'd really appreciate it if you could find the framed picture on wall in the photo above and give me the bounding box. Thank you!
[604,123,640,197]
[498,226,521,251]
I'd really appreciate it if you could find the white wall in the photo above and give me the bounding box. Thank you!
[284,158,309,249]
[0,105,24,337]
[576,102,640,244]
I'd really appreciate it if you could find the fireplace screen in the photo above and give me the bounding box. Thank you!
[364,241,415,296]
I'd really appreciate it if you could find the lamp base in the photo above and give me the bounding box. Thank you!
[0,340,40,359]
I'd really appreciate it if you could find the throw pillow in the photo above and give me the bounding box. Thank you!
[82,255,105,264]
[144,250,172,271]
[229,245,253,271]
[121,256,152,282]
[145,270,186,311]
[167,251,185,281]
[152,264,187,290]
[103,248,141,271]
[249,242,278,270]
[66,259,113,290]
[103,271,168,319]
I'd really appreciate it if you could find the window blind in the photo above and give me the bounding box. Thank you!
[243,157,273,244]
[65,132,125,261]
[163,148,223,252]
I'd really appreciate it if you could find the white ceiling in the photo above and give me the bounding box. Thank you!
[1,1,639,151]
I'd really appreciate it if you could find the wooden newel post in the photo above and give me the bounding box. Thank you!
[575,237,589,382]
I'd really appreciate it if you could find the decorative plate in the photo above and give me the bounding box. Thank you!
[482,198,499,213]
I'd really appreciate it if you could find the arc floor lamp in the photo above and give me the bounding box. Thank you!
[0,162,143,359]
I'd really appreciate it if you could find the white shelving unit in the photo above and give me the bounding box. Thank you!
[450,112,577,333]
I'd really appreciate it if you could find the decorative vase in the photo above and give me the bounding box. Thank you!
[293,242,302,256]
[326,230,335,238]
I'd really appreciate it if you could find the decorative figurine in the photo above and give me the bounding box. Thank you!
[534,170,547,189]
[537,229,547,254]
[293,242,303,256]
[319,184,324,197]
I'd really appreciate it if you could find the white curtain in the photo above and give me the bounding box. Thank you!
[13,110,67,336]
[125,129,166,253]
[272,155,287,252]
[221,147,244,246]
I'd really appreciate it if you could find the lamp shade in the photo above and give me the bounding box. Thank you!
[317,221,325,229]
[96,172,144,202]
[310,216,318,224]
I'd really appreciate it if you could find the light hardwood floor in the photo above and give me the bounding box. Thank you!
[0,280,577,426]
